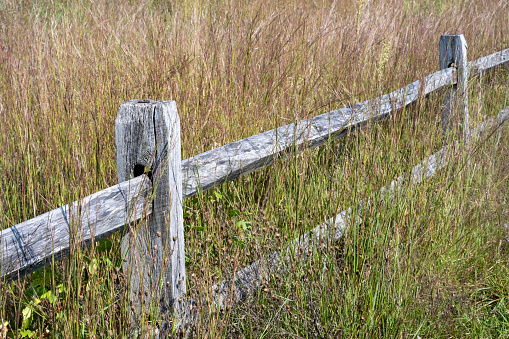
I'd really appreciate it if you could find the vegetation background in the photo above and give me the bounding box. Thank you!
[0,0,508,337]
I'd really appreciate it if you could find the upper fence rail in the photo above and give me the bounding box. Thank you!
[0,45,507,285]
[470,48,509,75]
[181,48,509,198]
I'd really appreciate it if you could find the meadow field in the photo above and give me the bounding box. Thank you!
[0,0,508,337]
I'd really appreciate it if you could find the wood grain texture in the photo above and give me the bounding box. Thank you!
[211,106,509,310]
[181,67,455,198]
[0,175,151,282]
[470,48,509,76]
[115,99,185,330]
[440,34,469,138]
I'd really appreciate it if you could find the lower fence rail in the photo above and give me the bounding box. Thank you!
[192,106,508,327]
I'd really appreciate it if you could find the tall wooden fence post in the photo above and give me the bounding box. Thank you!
[115,99,185,334]
[440,34,469,140]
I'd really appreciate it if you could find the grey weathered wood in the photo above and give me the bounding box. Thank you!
[465,107,509,141]
[115,99,185,329]
[440,34,469,139]
[211,106,509,309]
[470,48,509,76]
[181,67,455,198]
[0,175,151,282]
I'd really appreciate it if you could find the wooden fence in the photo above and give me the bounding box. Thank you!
[1,34,508,333]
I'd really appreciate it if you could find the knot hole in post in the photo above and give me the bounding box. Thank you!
[133,164,153,181]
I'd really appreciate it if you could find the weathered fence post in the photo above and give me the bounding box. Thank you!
[115,99,185,333]
[440,34,469,140]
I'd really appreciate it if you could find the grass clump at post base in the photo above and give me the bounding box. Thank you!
[0,0,508,337]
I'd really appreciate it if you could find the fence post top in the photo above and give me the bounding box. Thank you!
[119,99,177,107]
[441,33,467,42]
[439,34,468,70]
[115,99,180,182]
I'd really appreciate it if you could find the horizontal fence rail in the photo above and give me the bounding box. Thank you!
[469,48,509,76]
[181,67,455,198]
[181,48,509,199]
[0,175,151,282]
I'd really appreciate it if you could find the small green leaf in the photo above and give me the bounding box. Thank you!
[236,220,251,231]
[193,225,204,232]
[19,328,35,338]
[21,306,33,330]
[40,290,58,303]
[214,191,223,199]
[88,258,98,276]
[103,257,113,267]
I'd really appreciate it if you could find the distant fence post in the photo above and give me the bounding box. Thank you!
[115,100,185,333]
[440,34,469,140]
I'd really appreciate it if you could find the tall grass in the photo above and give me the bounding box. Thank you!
[0,0,508,337]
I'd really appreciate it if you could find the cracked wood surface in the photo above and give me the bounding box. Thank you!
[116,99,185,329]
[181,68,455,198]
[470,48,509,76]
[0,175,151,282]
[440,34,469,137]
